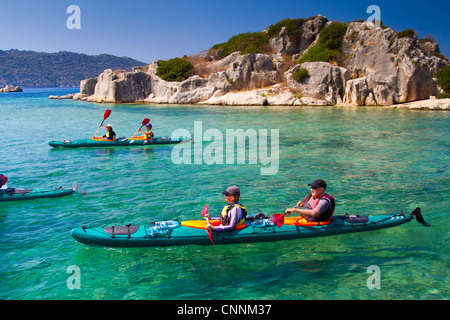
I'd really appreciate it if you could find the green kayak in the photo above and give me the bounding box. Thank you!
[0,182,84,202]
[71,208,429,247]
[49,136,191,148]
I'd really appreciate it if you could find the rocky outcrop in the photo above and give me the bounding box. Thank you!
[286,62,349,104]
[57,16,448,107]
[269,14,328,59]
[0,85,22,92]
[80,77,97,95]
[340,22,446,105]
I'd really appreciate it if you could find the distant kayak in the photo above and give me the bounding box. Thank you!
[71,208,429,247]
[0,182,85,202]
[49,136,191,148]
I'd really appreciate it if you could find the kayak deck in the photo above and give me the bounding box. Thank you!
[71,208,428,248]
[49,136,191,148]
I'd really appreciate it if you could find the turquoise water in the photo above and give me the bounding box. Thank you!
[0,88,449,300]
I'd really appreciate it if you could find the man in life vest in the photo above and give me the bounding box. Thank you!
[285,179,335,222]
[137,123,154,140]
[204,186,247,232]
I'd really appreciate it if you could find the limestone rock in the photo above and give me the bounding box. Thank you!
[286,62,349,104]
[80,78,98,96]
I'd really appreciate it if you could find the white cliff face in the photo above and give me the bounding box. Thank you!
[340,22,446,105]
[285,62,349,105]
[75,17,448,107]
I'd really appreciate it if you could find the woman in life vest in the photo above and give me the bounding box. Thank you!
[204,186,247,232]
[94,124,116,140]
[285,179,335,222]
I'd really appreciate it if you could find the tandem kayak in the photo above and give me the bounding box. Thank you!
[71,208,429,247]
[49,136,191,148]
[0,182,85,202]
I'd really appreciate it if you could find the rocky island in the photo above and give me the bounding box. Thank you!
[57,15,450,109]
[0,85,22,92]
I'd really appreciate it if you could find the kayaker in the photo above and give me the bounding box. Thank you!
[0,175,28,194]
[97,124,116,140]
[0,174,8,189]
[285,179,335,222]
[204,186,247,232]
[137,123,154,140]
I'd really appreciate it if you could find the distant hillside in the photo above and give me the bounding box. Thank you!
[0,49,146,88]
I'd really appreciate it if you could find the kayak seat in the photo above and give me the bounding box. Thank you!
[284,217,332,226]
[130,136,153,141]
[91,137,117,141]
[181,220,247,230]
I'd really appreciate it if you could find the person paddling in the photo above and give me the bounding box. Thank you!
[0,174,8,190]
[0,174,29,194]
[94,124,116,140]
[136,123,154,140]
[204,186,247,232]
[285,179,335,222]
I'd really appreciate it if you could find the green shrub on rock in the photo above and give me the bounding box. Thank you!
[293,67,310,83]
[156,58,194,82]
[437,65,450,93]
[297,22,348,63]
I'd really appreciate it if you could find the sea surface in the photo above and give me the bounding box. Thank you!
[0,88,449,300]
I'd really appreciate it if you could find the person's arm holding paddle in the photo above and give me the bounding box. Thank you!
[92,109,111,139]
[131,118,151,139]
[285,179,333,221]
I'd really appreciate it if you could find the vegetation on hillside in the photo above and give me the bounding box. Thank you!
[210,32,271,59]
[397,29,416,39]
[267,17,316,45]
[0,49,146,87]
[297,22,348,64]
[437,65,450,93]
[209,16,320,59]
[156,57,194,82]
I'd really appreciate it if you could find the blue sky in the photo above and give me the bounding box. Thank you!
[0,0,449,63]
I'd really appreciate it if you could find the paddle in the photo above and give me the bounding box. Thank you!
[201,204,215,245]
[72,182,88,196]
[201,203,209,216]
[271,193,314,227]
[132,118,150,138]
[92,109,112,138]
[271,205,300,227]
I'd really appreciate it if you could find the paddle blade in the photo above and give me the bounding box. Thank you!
[270,214,285,227]
[72,182,88,195]
[104,109,112,120]
[206,229,215,245]
[142,118,150,126]
[201,204,209,216]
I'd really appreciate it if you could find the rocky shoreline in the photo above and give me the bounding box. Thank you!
[49,16,449,110]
